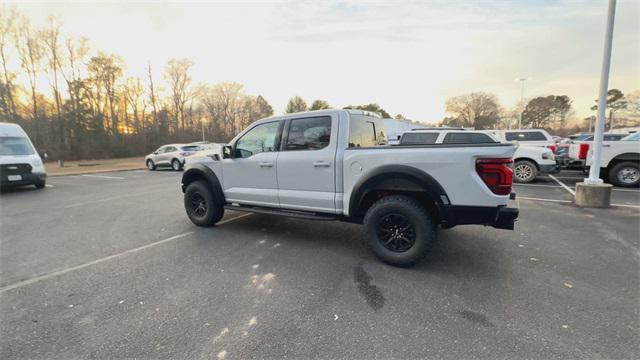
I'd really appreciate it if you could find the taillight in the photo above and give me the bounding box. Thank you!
[578,143,590,160]
[180,152,193,157]
[476,158,513,195]
[547,145,557,153]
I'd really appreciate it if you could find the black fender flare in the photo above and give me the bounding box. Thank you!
[348,164,451,222]
[181,163,225,205]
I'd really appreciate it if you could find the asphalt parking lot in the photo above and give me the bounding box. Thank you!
[1,170,638,359]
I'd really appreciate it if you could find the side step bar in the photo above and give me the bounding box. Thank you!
[224,205,339,221]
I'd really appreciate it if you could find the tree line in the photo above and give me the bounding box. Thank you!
[1,8,638,161]
[0,9,277,160]
[441,89,638,134]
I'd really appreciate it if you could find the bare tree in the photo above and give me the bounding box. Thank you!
[88,53,123,138]
[42,15,66,150]
[15,15,45,141]
[124,77,145,133]
[147,63,159,128]
[164,58,194,132]
[444,92,501,129]
[0,5,17,121]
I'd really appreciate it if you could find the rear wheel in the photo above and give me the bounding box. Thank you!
[146,159,156,171]
[608,161,640,187]
[172,159,182,171]
[514,160,538,183]
[184,180,224,226]
[363,195,436,267]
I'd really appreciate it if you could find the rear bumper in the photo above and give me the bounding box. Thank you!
[442,203,519,230]
[0,172,46,187]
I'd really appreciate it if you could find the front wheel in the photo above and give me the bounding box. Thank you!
[34,181,45,189]
[184,180,224,226]
[172,159,183,171]
[363,195,436,267]
[609,162,640,187]
[146,159,156,171]
[514,160,538,183]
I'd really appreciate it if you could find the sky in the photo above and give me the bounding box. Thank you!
[5,0,640,123]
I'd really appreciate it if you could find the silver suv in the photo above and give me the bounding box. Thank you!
[145,144,201,171]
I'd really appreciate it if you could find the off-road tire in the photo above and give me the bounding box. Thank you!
[184,180,224,226]
[363,195,436,267]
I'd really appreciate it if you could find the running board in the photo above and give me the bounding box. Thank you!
[224,205,339,221]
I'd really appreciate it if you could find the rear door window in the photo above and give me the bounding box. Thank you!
[442,132,496,144]
[505,131,547,141]
[400,132,439,145]
[348,115,388,148]
[285,116,331,151]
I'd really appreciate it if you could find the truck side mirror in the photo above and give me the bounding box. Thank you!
[222,145,233,159]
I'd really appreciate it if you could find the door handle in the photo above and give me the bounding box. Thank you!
[313,161,331,167]
[259,162,273,168]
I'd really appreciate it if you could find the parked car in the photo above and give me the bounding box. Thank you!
[145,144,201,171]
[567,133,627,168]
[0,122,47,189]
[180,109,518,267]
[184,142,224,165]
[490,129,556,149]
[399,129,558,183]
[586,132,640,187]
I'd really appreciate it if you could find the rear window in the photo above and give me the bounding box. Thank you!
[181,145,201,151]
[348,115,388,148]
[442,132,496,144]
[505,131,547,141]
[603,134,624,141]
[400,132,439,145]
[0,136,35,156]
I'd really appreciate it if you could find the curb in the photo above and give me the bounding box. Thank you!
[47,167,148,177]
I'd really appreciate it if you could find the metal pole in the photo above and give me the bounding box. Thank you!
[517,78,528,129]
[201,119,205,142]
[586,0,616,184]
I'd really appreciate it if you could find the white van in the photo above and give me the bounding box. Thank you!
[0,123,47,189]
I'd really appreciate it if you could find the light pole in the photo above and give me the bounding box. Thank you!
[575,0,616,208]
[515,77,531,129]
[200,117,206,142]
[586,0,616,185]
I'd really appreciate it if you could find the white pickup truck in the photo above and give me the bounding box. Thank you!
[586,132,640,187]
[181,109,518,266]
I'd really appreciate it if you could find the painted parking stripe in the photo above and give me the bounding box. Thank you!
[0,213,253,294]
[548,174,576,196]
[45,184,54,188]
[513,183,639,193]
[82,174,126,180]
[518,196,640,209]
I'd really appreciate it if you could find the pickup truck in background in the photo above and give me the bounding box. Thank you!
[400,129,558,183]
[567,133,627,169]
[180,109,518,267]
[586,132,640,187]
[490,129,556,150]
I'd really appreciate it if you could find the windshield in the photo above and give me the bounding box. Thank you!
[0,136,35,156]
[622,132,640,141]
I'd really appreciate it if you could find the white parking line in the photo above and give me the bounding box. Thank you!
[513,183,640,193]
[63,190,166,208]
[45,184,54,188]
[0,213,253,294]
[548,174,576,196]
[82,174,126,180]
[518,196,640,209]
